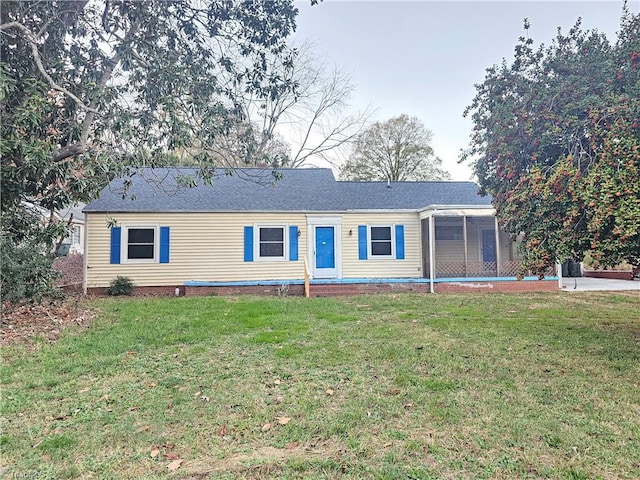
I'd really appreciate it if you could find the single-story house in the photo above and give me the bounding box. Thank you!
[83,168,559,296]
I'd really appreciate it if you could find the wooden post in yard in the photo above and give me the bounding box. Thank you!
[303,257,310,298]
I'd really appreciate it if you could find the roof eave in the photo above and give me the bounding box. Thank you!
[417,204,494,213]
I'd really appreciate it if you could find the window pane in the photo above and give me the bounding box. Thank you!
[128,245,154,259]
[371,241,392,256]
[371,227,391,240]
[260,227,284,242]
[128,228,154,244]
[260,243,284,257]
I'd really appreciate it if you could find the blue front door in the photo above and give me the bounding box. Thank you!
[482,229,496,263]
[315,226,335,269]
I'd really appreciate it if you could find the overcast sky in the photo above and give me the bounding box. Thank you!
[290,0,637,180]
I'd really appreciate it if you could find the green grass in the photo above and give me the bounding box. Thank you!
[1,292,639,479]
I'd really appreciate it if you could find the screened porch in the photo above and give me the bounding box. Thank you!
[421,214,525,279]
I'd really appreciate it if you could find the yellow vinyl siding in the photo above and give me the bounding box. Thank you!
[341,213,422,279]
[86,212,307,288]
[87,210,509,288]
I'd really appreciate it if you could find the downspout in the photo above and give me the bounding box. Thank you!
[429,214,436,293]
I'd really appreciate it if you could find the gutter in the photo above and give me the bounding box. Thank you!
[417,204,495,214]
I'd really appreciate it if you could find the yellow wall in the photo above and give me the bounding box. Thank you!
[85,212,308,288]
[341,212,423,278]
[86,211,425,288]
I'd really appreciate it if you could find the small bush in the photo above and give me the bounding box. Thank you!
[106,276,134,296]
[1,236,61,303]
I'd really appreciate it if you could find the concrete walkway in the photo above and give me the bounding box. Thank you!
[561,277,640,292]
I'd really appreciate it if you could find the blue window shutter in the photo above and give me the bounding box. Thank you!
[289,226,299,261]
[244,226,254,262]
[110,227,121,264]
[395,225,405,260]
[159,226,170,263]
[358,225,368,260]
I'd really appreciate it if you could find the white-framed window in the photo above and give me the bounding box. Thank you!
[125,226,157,262]
[71,225,81,245]
[369,225,394,257]
[256,225,287,260]
[63,225,81,245]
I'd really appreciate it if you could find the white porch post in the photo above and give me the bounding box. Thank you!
[494,216,501,277]
[557,260,563,289]
[429,214,436,294]
[462,216,468,277]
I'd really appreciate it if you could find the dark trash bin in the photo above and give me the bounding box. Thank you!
[562,258,582,277]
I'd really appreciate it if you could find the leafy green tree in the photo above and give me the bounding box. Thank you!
[463,10,640,276]
[340,114,450,181]
[1,0,300,300]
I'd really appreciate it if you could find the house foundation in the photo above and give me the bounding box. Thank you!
[86,277,559,297]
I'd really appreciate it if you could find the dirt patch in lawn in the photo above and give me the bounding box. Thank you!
[183,440,344,478]
[1,299,96,349]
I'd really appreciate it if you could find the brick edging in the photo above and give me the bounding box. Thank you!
[583,270,634,281]
[86,279,559,297]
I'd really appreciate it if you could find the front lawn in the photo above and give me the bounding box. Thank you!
[1,293,639,479]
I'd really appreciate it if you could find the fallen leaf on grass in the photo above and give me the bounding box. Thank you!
[164,452,179,460]
[285,441,299,449]
[261,423,271,432]
[387,388,401,395]
[277,416,291,425]
[150,448,160,458]
[326,388,335,396]
[167,459,183,471]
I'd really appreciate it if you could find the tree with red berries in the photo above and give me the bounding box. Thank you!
[463,10,640,277]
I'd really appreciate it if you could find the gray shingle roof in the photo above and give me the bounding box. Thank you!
[84,167,492,213]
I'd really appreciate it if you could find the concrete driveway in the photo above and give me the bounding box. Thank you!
[561,277,640,292]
